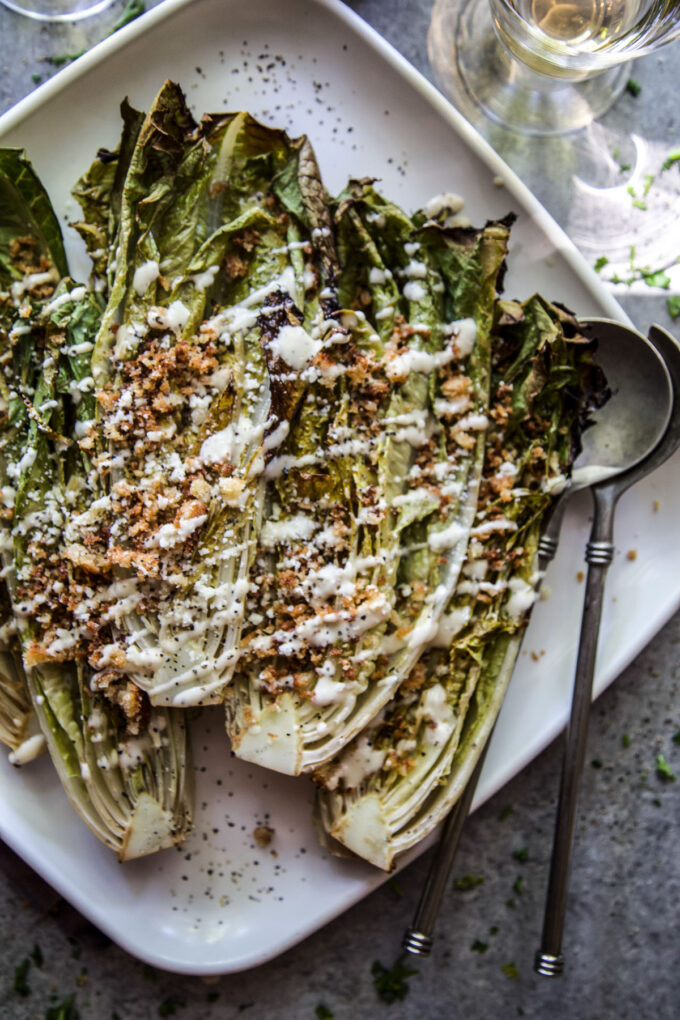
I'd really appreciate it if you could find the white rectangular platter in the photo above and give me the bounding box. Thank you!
[1,0,679,975]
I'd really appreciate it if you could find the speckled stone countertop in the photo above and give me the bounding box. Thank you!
[0,1,679,1017]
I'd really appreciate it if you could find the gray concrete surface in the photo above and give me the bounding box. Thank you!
[1,1,679,1017]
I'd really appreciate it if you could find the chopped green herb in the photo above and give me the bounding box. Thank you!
[371,956,418,1005]
[672,729,680,745]
[315,1007,334,1020]
[13,958,30,996]
[111,0,146,31]
[489,925,499,936]
[512,876,524,895]
[471,939,489,953]
[662,149,680,171]
[499,804,514,821]
[454,873,485,890]
[656,753,676,782]
[626,187,647,211]
[387,877,404,899]
[158,997,185,1017]
[591,758,603,768]
[594,256,609,273]
[667,297,680,319]
[612,147,620,159]
[642,270,671,289]
[618,163,631,172]
[502,961,520,980]
[31,72,42,84]
[512,848,529,862]
[653,797,662,807]
[643,173,655,196]
[622,733,630,748]
[626,78,642,97]
[30,944,44,968]
[44,51,86,67]
[45,996,80,1020]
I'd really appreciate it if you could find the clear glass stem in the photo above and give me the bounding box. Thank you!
[0,0,115,23]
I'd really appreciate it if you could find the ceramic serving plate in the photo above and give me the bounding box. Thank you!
[1,0,678,976]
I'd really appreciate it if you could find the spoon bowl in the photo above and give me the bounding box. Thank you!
[573,318,672,484]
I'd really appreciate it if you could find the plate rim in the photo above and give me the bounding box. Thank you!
[2,0,671,977]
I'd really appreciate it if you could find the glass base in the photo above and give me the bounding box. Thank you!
[428,0,629,136]
[0,0,114,22]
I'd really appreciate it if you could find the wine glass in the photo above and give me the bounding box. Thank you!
[0,0,114,22]
[428,0,680,134]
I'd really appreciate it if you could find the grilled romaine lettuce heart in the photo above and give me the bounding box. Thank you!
[314,297,608,869]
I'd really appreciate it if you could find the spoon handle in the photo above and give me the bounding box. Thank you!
[402,740,490,956]
[535,485,617,977]
[402,520,566,958]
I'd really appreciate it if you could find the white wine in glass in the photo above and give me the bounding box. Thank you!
[429,0,680,133]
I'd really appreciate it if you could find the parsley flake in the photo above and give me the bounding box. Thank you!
[626,78,642,96]
[667,297,680,320]
[512,848,529,862]
[642,270,671,289]
[454,873,485,890]
[594,256,609,273]
[111,0,146,31]
[371,956,418,1004]
[387,877,404,898]
[656,753,676,782]
[502,961,520,979]
[45,996,80,1020]
[315,1006,334,1020]
[13,958,30,996]
[662,150,680,171]
[471,939,489,953]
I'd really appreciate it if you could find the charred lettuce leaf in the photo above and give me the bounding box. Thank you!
[2,279,193,858]
[224,186,511,775]
[66,83,342,708]
[315,295,606,869]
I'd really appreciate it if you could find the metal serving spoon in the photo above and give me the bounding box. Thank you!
[535,321,680,977]
[402,318,673,959]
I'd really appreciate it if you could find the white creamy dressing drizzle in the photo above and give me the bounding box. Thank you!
[423,192,465,218]
[269,324,322,369]
[132,260,160,296]
[420,684,455,746]
[334,733,386,788]
[505,576,540,618]
[8,733,46,766]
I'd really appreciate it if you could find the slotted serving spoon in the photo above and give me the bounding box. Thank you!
[403,318,674,959]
